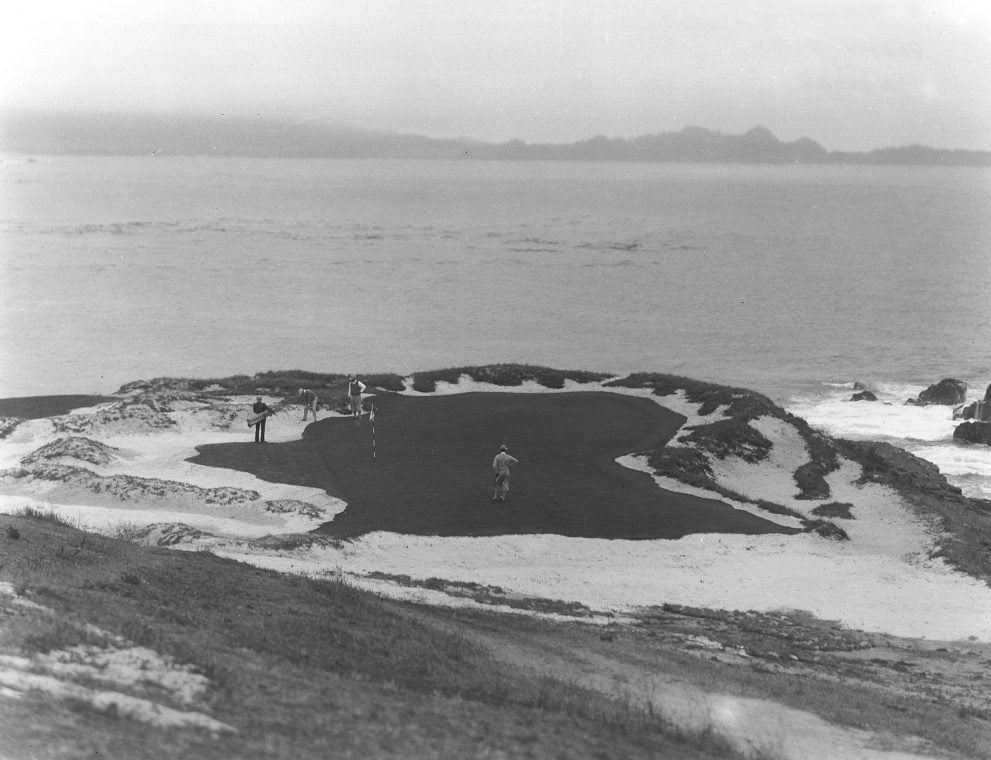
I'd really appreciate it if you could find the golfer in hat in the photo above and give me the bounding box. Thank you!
[492,444,519,502]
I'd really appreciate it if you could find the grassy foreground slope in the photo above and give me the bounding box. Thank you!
[4,513,991,760]
[0,513,756,760]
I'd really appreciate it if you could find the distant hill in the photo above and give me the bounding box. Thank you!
[2,110,989,166]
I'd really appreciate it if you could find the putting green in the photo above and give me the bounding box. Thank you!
[190,392,797,540]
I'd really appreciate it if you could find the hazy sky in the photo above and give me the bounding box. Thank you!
[2,0,989,150]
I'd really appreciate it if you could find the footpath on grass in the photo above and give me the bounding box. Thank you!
[190,392,796,540]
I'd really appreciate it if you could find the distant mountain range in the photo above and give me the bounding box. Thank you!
[2,110,989,166]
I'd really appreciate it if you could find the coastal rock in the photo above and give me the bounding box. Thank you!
[953,402,978,420]
[953,422,991,446]
[907,378,967,406]
[850,391,877,402]
[956,398,991,422]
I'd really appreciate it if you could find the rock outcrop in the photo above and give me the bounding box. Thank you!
[850,391,877,402]
[907,378,967,406]
[839,440,964,500]
[953,422,991,446]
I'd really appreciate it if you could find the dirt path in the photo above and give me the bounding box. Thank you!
[404,606,958,760]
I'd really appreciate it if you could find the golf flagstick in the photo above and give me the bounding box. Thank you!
[370,404,376,462]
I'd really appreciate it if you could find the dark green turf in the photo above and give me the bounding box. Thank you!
[190,392,798,540]
[0,395,115,419]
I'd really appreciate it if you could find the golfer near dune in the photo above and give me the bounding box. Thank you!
[492,444,519,502]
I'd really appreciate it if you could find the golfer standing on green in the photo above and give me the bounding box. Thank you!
[347,375,367,420]
[492,444,519,502]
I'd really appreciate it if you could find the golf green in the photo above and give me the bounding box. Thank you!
[190,392,798,540]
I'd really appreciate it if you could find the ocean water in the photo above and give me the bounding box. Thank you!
[1,155,990,494]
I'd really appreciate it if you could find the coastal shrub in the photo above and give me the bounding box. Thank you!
[812,502,855,519]
[680,418,773,463]
[607,373,778,419]
[360,373,406,392]
[643,447,713,486]
[0,418,22,440]
[802,519,849,541]
[794,462,832,500]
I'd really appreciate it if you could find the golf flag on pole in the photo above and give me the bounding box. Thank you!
[370,404,376,462]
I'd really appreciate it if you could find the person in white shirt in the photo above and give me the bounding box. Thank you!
[347,376,367,420]
[492,444,519,502]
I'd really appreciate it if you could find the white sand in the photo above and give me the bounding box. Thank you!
[0,584,233,733]
[2,382,990,641]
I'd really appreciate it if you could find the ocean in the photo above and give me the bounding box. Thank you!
[2,155,990,495]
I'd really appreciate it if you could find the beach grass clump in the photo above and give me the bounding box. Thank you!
[20,437,121,467]
[680,418,774,463]
[643,446,714,486]
[410,364,611,393]
[802,518,849,541]
[811,502,855,519]
[15,506,73,527]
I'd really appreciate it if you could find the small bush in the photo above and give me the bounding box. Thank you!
[120,571,140,586]
[681,418,773,463]
[644,447,713,486]
[803,519,849,541]
[812,502,855,519]
[794,462,832,500]
[5,525,20,540]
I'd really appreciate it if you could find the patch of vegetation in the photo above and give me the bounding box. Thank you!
[801,519,849,541]
[0,417,22,440]
[13,464,261,507]
[20,436,121,467]
[120,370,408,400]
[248,533,347,551]
[410,364,610,393]
[680,418,773,463]
[366,572,599,618]
[812,502,855,519]
[607,373,778,418]
[16,506,73,526]
[643,446,714,487]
